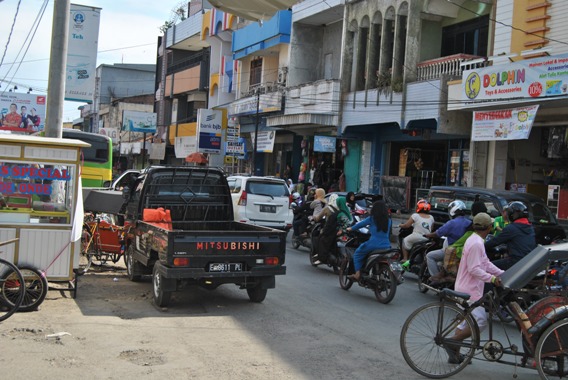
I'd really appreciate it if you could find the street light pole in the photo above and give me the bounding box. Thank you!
[251,88,260,176]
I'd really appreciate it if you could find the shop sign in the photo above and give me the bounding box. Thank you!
[197,109,222,154]
[314,135,336,153]
[228,92,282,116]
[471,105,539,141]
[462,53,568,102]
[250,131,275,153]
[175,136,197,158]
[0,165,71,197]
[122,110,157,133]
[225,139,245,156]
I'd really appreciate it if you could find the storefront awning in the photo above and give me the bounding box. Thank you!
[208,0,298,21]
[266,113,338,128]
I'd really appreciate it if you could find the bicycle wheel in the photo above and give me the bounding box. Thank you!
[0,259,25,321]
[418,262,429,294]
[535,318,568,379]
[17,266,48,312]
[338,258,353,290]
[400,302,479,378]
[372,263,396,304]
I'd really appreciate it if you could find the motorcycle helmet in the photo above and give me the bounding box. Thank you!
[292,192,301,201]
[448,200,466,218]
[506,201,529,221]
[416,199,431,213]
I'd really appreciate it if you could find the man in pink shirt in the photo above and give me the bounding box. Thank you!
[446,212,504,364]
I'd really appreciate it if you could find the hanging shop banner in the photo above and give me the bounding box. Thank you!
[0,93,46,133]
[250,131,275,153]
[65,4,101,102]
[196,109,222,154]
[471,105,539,141]
[149,142,166,160]
[174,136,197,158]
[122,110,157,133]
[462,53,568,102]
[313,135,337,153]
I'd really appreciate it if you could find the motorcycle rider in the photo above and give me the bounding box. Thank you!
[398,200,434,262]
[310,188,327,222]
[292,192,309,238]
[346,200,392,282]
[313,195,352,265]
[485,201,536,270]
[424,200,472,278]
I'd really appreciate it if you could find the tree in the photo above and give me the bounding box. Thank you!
[159,1,189,34]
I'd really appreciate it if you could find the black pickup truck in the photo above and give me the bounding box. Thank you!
[121,166,286,307]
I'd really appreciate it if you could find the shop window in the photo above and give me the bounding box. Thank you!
[250,58,262,86]
[0,161,75,225]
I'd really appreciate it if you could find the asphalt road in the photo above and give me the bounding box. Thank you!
[0,232,542,380]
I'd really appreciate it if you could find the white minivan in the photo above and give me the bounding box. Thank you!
[227,175,293,232]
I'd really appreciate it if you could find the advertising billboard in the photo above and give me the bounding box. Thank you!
[0,93,46,134]
[122,110,157,133]
[196,109,222,154]
[65,4,101,102]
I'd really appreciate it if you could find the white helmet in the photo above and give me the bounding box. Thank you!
[292,192,301,201]
[448,200,466,217]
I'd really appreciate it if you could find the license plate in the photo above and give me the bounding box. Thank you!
[390,261,403,272]
[209,263,243,272]
[260,205,276,213]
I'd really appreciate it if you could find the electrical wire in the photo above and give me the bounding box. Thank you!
[0,0,22,72]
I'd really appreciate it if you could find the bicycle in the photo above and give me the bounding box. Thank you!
[0,238,25,322]
[81,213,130,273]
[400,245,568,379]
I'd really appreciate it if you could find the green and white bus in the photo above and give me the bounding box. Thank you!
[62,129,112,188]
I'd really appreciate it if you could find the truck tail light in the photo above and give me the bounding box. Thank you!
[264,257,279,265]
[238,191,247,206]
[173,258,189,266]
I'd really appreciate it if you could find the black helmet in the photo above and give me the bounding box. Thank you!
[506,201,529,221]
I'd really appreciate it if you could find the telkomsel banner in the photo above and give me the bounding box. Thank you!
[65,4,101,102]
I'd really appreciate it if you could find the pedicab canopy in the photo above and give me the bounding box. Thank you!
[82,188,125,214]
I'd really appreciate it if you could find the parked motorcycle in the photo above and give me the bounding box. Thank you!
[338,230,404,304]
[398,226,445,293]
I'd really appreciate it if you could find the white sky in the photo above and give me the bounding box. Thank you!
[0,0,175,122]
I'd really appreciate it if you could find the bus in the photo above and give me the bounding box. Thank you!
[62,129,113,188]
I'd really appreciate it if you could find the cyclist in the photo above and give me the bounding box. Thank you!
[444,212,504,364]
[484,201,536,270]
[424,200,472,279]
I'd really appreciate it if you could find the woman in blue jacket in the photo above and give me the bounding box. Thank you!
[346,200,392,281]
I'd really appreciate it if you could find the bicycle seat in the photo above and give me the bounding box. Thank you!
[440,288,471,301]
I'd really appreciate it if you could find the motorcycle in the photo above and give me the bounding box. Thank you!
[398,226,445,293]
[338,229,404,304]
[309,218,345,273]
[291,201,314,251]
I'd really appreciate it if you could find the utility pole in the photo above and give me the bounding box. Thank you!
[45,0,70,138]
[251,89,260,176]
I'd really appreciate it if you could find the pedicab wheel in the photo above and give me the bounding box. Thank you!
[417,263,429,294]
[373,263,397,304]
[534,318,568,379]
[0,259,25,321]
[400,302,479,378]
[152,264,171,307]
[16,266,48,312]
[338,258,353,290]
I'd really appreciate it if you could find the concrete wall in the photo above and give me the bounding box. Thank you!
[419,20,442,62]
[289,23,324,86]
[321,21,344,80]
[99,65,156,104]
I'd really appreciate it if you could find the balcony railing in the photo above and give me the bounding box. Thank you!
[416,54,488,81]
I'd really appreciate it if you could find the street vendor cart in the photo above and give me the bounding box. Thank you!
[0,134,89,300]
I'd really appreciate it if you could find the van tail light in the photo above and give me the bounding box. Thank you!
[238,191,247,206]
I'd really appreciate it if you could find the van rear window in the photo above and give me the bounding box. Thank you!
[247,181,289,197]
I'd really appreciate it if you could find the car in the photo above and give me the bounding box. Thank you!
[227,175,293,232]
[110,169,141,191]
[427,186,566,245]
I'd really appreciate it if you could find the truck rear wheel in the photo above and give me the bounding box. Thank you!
[126,246,142,282]
[153,265,172,307]
[247,285,267,303]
